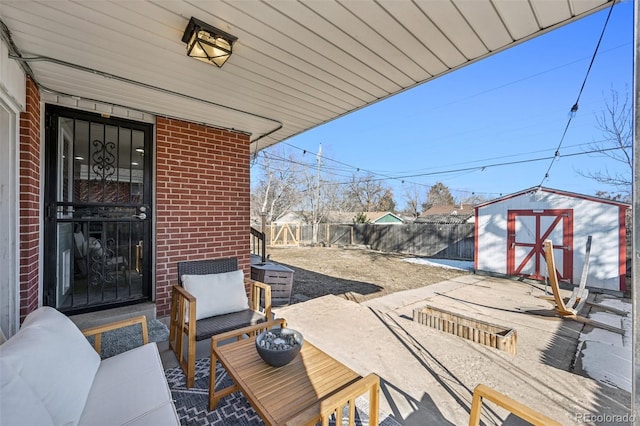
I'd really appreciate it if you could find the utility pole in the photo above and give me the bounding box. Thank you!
[316,143,322,212]
[632,0,639,417]
[313,144,322,244]
[632,0,639,419]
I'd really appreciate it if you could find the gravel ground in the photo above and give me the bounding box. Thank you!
[266,246,471,303]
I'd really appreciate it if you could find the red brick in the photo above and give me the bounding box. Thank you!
[155,116,250,316]
[18,77,40,322]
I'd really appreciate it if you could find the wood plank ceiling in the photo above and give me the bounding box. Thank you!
[0,0,613,153]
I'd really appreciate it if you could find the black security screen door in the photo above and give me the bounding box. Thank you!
[44,105,152,314]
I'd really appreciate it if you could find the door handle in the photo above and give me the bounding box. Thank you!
[133,213,147,220]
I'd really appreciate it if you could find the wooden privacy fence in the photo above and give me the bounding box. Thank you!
[266,223,474,260]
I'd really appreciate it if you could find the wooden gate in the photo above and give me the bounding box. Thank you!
[269,223,300,246]
[506,209,573,281]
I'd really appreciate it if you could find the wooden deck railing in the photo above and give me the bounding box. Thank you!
[250,227,267,263]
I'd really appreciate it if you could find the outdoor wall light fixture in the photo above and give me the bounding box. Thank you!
[182,17,237,68]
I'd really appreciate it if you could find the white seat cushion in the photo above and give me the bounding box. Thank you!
[0,306,100,426]
[181,270,249,320]
[124,401,182,426]
[78,342,179,426]
[0,358,54,426]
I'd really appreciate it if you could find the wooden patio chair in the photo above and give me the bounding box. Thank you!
[285,373,380,426]
[468,384,562,426]
[169,257,272,388]
[82,315,149,355]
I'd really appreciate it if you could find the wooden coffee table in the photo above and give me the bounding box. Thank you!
[209,331,361,425]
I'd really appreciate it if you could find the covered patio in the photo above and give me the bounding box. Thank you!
[0,0,637,423]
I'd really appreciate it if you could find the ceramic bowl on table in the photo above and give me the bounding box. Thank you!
[255,328,304,367]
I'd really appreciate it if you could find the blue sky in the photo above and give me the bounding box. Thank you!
[253,1,633,210]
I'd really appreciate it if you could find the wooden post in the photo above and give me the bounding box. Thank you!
[270,224,275,246]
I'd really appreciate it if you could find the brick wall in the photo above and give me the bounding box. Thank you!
[155,117,251,317]
[19,77,40,321]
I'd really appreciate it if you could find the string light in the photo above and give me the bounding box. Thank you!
[569,103,579,118]
[254,145,628,196]
[539,1,615,187]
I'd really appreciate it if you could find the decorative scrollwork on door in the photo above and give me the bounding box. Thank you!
[91,139,116,183]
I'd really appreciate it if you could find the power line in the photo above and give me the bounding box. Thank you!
[539,0,616,187]
[273,132,617,185]
[254,144,630,188]
[329,146,630,184]
[373,139,613,175]
[280,141,402,182]
[257,139,625,179]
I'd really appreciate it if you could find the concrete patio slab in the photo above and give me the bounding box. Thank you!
[274,275,631,425]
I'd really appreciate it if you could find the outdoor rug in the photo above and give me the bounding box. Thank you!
[165,357,402,426]
[85,318,169,358]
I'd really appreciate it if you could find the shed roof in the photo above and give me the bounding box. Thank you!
[474,187,631,209]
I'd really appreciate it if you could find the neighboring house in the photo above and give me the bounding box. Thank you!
[416,204,475,224]
[363,212,405,225]
[415,214,474,225]
[475,187,630,293]
[325,211,404,224]
[0,2,617,338]
[422,204,475,216]
[273,211,310,225]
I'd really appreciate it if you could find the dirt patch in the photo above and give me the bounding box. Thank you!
[266,246,471,303]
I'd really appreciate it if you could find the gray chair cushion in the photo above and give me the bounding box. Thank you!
[194,309,268,341]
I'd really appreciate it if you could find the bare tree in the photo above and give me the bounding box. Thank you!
[251,147,303,224]
[460,192,490,205]
[297,167,324,243]
[320,179,352,217]
[345,173,395,212]
[578,88,632,201]
[292,146,345,243]
[401,183,424,218]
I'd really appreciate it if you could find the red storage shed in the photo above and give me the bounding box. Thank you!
[475,187,629,292]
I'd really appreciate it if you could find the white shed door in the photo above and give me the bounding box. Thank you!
[506,209,573,281]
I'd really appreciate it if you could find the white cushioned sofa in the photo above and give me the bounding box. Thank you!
[0,306,180,425]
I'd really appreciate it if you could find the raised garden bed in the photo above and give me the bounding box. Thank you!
[413,305,517,354]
